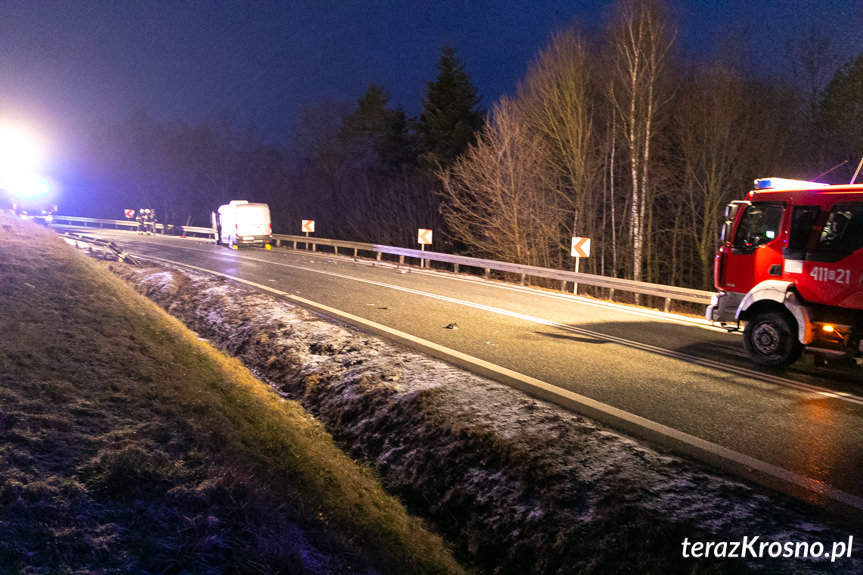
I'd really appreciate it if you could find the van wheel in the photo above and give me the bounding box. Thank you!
[743,311,803,368]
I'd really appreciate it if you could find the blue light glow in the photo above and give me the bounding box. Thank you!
[5,174,54,200]
[754,177,828,190]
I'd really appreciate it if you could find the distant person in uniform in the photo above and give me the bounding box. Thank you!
[146,209,157,235]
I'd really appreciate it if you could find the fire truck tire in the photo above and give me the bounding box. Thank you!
[742,311,803,368]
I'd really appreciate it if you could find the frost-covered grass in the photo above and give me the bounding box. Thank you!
[0,213,466,574]
[112,250,863,574]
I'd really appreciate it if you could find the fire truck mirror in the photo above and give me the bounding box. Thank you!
[720,220,732,243]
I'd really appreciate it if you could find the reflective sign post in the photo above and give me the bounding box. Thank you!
[302,220,315,251]
[418,228,432,268]
[570,237,591,294]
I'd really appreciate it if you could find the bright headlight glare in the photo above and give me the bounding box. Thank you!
[0,123,45,176]
[6,173,53,199]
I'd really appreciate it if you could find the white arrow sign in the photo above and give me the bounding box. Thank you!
[571,237,591,258]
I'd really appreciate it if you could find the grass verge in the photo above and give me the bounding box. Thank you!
[0,213,466,574]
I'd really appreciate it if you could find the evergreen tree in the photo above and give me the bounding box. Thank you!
[342,84,418,172]
[419,46,485,170]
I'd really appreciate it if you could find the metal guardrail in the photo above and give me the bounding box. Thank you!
[50,214,194,235]
[273,233,373,254]
[49,216,715,310]
[51,214,143,230]
[179,225,216,237]
[51,214,210,238]
[388,245,712,306]
[272,235,714,310]
[60,232,141,265]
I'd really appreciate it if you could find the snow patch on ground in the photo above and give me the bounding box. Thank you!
[113,262,862,574]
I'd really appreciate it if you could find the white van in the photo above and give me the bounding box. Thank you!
[212,201,272,249]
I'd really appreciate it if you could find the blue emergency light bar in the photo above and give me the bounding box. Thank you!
[753,177,829,190]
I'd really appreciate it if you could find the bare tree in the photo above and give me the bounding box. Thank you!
[519,27,604,270]
[606,110,619,275]
[608,0,674,283]
[343,168,442,246]
[440,97,561,268]
[675,66,756,288]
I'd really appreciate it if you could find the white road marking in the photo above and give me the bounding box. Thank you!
[172,249,863,407]
[136,252,863,513]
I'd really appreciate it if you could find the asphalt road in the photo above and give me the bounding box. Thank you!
[61,228,863,514]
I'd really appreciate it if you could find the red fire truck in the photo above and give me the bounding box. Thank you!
[707,177,863,367]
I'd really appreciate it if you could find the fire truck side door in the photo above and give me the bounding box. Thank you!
[724,202,786,294]
[797,203,863,310]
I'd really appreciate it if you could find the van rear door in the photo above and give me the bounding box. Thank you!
[235,204,269,237]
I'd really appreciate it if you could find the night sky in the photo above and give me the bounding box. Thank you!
[1,1,861,180]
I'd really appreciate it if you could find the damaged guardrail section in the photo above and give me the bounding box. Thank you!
[61,232,140,266]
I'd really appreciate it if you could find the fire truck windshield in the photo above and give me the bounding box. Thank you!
[732,202,784,249]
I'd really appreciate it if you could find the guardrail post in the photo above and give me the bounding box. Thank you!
[561,280,566,292]
[485,268,490,279]
[520,273,526,286]
[354,248,358,258]
[399,255,405,266]
[454,263,459,273]
[376,252,382,262]
[664,298,671,313]
[334,246,338,256]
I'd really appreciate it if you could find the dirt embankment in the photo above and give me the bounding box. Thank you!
[112,261,862,575]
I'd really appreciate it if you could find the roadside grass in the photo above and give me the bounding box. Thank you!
[0,213,467,574]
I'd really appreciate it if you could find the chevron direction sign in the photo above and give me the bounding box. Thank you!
[418,228,433,245]
[301,219,315,233]
[571,237,591,258]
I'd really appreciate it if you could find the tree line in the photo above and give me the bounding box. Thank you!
[78,0,863,291]
[77,45,483,249]
[441,1,863,291]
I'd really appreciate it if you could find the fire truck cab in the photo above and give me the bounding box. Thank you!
[707,177,863,367]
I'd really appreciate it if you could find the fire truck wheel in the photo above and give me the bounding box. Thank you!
[742,311,803,368]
